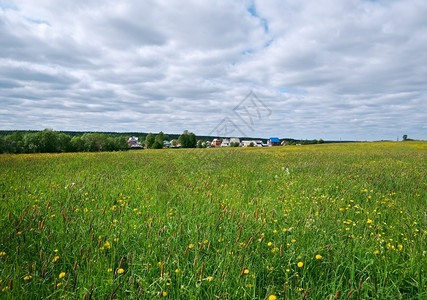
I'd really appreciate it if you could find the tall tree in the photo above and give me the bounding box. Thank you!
[145,133,155,148]
[178,130,197,148]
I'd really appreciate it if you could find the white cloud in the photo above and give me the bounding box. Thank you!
[0,0,426,140]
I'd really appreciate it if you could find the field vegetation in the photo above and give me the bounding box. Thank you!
[0,142,426,299]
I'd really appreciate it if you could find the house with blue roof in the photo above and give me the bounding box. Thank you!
[268,137,281,146]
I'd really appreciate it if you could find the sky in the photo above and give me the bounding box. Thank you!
[1,0,426,141]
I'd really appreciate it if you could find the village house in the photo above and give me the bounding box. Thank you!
[242,140,263,147]
[128,136,143,149]
[230,137,240,146]
[211,139,221,147]
[221,138,230,147]
[268,137,281,146]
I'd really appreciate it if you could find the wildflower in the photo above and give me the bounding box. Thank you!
[107,268,113,272]
[117,268,124,274]
[158,262,162,266]
[207,276,213,282]
[282,228,287,232]
[246,283,253,288]
[175,269,180,273]
[315,254,322,260]
[268,295,277,300]
[59,272,66,279]
[0,252,6,256]
[244,269,250,274]
[398,244,403,251]
[374,250,379,254]
[291,239,296,243]
[367,219,373,224]
[188,243,194,249]
[2,286,9,292]
[162,291,167,296]
[56,283,62,287]
[52,256,60,263]
[24,275,32,280]
[267,242,272,247]
[104,241,111,249]
[297,262,304,268]
[113,238,119,242]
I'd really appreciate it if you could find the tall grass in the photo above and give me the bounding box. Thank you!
[0,142,426,299]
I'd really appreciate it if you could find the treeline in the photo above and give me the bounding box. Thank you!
[0,129,129,154]
[144,130,198,149]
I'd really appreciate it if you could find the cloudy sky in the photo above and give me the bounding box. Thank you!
[1,0,426,141]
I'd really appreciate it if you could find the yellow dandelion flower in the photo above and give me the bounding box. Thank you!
[207,276,213,282]
[398,244,403,251]
[162,291,167,296]
[244,269,250,274]
[0,252,6,256]
[59,272,66,279]
[268,295,277,300]
[2,286,9,292]
[282,228,287,232]
[107,268,113,272]
[175,269,180,273]
[267,242,272,246]
[24,275,32,280]
[315,254,322,260]
[367,219,373,224]
[104,241,111,249]
[297,262,304,268]
[56,283,62,287]
[188,243,194,249]
[117,268,124,274]
[52,256,60,263]
[291,239,296,243]
[374,250,379,254]
[246,283,253,288]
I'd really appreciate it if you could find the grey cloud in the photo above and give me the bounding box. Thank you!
[0,0,426,140]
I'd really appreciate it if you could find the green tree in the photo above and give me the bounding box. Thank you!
[57,133,72,152]
[152,141,163,149]
[70,136,85,152]
[178,130,197,148]
[189,132,197,148]
[403,135,408,141]
[81,133,106,152]
[145,133,155,149]
[178,130,189,148]
[4,132,24,153]
[154,131,169,148]
[36,129,60,152]
[23,133,40,153]
[115,136,129,151]
[0,135,4,153]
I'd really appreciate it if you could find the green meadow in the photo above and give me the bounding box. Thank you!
[0,142,426,299]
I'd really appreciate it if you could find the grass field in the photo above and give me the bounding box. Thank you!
[0,142,426,299]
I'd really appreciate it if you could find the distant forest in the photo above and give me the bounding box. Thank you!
[0,129,347,154]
